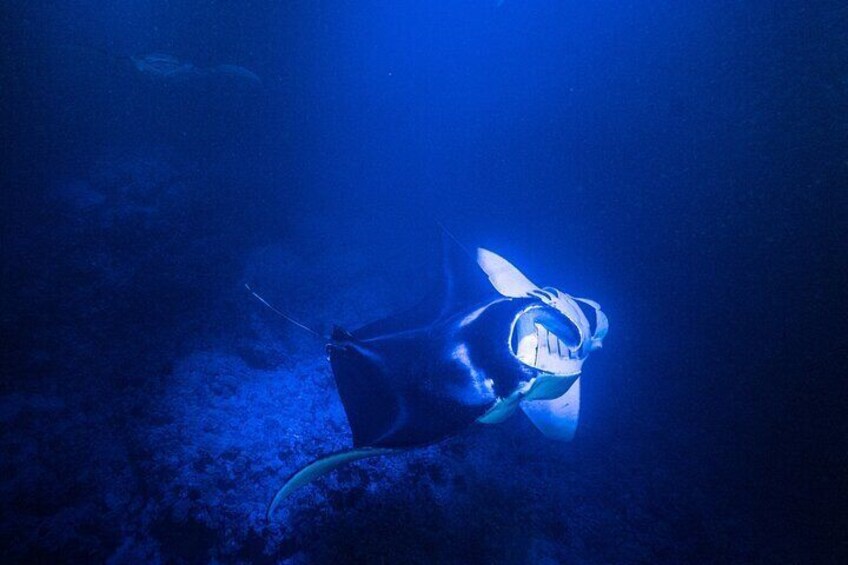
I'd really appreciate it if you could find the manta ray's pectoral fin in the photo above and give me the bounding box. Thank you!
[477,391,524,424]
[520,377,581,441]
[267,447,396,520]
[477,248,541,298]
[352,231,495,339]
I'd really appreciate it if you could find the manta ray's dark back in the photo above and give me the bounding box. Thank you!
[326,236,500,449]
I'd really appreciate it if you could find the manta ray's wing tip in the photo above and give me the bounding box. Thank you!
[266,447,396,522]
[266,488,286,522]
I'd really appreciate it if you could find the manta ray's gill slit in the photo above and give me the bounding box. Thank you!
[534,331,540,367]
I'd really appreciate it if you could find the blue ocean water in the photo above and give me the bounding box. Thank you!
[1,1,845,562]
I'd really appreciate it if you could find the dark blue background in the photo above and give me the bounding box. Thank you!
[2,1,845,562]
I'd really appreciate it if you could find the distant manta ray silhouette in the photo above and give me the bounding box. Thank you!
[63,44,262,87]
[130,53,262,86]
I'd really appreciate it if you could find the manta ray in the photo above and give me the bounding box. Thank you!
[58,45,262,88]
[130,53,262,86]
[265,237,608,519]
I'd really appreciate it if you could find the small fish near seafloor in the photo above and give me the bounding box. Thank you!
[262,236,608,519]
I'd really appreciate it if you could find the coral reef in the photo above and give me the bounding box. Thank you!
[1,151,754,563]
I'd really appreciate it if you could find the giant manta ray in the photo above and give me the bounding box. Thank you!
[266,237,608,519]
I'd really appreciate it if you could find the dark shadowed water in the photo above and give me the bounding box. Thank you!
[1,1,846,563]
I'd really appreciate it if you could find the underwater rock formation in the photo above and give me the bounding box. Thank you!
[0,226,750,563]
[1,167,751,562]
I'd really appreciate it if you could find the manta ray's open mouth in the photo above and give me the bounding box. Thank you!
[510,305,583,375]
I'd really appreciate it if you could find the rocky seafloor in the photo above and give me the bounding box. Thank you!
[1,150,756,563]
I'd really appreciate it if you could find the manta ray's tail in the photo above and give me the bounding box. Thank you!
[245,284,324,339]
[267,447,396,520]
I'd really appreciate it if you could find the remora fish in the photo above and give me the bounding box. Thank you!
[266,236,608,519]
